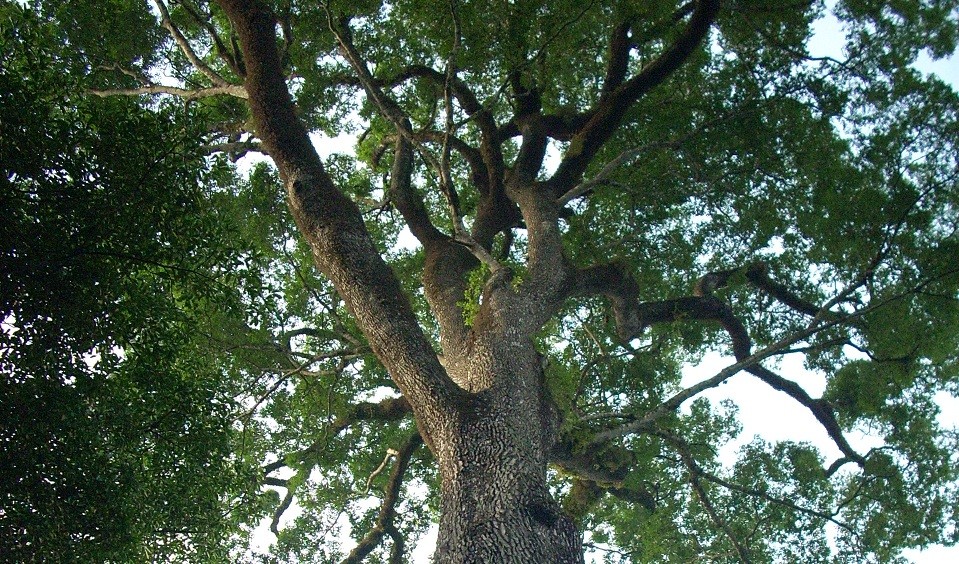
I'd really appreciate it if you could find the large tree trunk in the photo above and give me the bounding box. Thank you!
[431,339,584,564]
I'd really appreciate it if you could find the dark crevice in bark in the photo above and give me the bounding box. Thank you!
[551,441,657,514]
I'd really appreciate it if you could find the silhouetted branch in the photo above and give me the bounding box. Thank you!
[199,140,264,156]
[576,262,866,466]
[341,433,422,564]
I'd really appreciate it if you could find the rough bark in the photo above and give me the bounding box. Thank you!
[430,336,583,563]
[213,0,462,451]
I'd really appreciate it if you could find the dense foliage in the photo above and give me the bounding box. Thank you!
[2,0,959,562]
[0,7,276,560]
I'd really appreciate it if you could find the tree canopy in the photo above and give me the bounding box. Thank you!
[2,0,959,562]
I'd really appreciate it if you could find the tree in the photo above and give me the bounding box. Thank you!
[4,0,959,562]
[0,6,275,560]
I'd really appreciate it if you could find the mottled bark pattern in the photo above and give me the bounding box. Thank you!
[432,338,582,564]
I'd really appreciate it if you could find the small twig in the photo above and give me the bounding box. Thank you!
[659,430,752,563]
[364,448,400,494]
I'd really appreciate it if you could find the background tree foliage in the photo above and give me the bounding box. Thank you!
[2,0,959,562]
[1,6,277,560]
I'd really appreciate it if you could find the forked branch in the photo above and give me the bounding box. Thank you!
[547,0,721,193]
[341,433,422,564]
[152,0,232,87]
[328,12,499,269]
[576,262,865,466]
[177,0,245,77]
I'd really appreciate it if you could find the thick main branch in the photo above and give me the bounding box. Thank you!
[213,0,460,442]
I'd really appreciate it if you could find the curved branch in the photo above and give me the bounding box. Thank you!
[327,15,416,141]
[697,463,855,535]
[575,262,865,466]
[341,433,422,564]
[692,261,821,317]
[550,441,656,512]
[384,65,498,142]
[547,0,721,193]
[270,485,295,535]
[152,0,231,87]
[386,525,406,564]
[600,22,632,98]
[325,14,513,350]
[330,14,499,269]
[372,133,482,350]
[332,64,503,196]
[407,130,488,190]
[621,298,861,464]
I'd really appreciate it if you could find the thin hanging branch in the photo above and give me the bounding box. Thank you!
[152,0,232,87]
[659,430,752,563]
[341,433,422,564]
